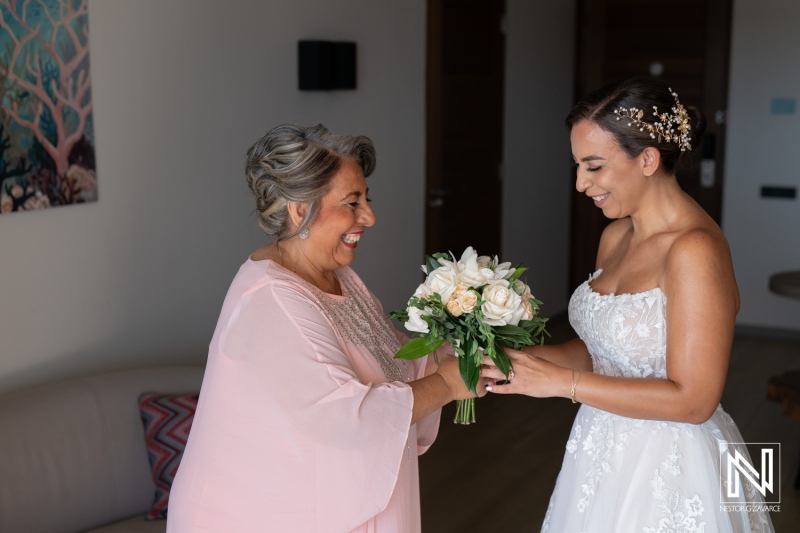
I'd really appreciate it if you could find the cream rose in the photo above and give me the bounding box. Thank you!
[476,255,492,269]
[459,291,478,313]
[446,299,464,317]
[481,279,524,326]
[521,299,533,321]
[425,265,457,302]
[405,306,430,333]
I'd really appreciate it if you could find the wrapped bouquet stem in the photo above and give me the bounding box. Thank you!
[390,247,547,424]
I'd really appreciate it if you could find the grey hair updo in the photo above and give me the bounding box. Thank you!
[245,124,376,239]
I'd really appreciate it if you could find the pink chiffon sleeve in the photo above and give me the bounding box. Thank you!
[369,292,441,455]
[217,281,415,531]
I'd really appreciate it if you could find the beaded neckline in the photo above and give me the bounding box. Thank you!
[252,259,410,382]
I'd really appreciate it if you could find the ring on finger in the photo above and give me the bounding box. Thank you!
[509,368,515,382]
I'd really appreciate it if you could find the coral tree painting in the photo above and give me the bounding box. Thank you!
[0,0,95,214]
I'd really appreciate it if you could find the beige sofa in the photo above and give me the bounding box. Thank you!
[0,366,204,533]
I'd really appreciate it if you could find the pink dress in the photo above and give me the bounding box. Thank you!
[167,259,440,533]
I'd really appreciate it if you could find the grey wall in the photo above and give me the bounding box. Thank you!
[0,0,578,394]
[0,0,427,393]
[723,0,800,330]
[502,0,575,315]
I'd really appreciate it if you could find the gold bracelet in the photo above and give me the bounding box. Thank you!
[570,369,583,404]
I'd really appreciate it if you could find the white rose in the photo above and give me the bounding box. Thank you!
[481,279,524,326]
[476,255,492,269]
[459,291,478,313]
[405,306,430,333]
[446,299,464,317]
[456,246,479,273]
[479,267,496,282]
[456,269,486,289]
[413,283,434,299]
[426,265,457,303]
[492,256,514,279]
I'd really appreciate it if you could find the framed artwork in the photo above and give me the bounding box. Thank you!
[0,0,95,214]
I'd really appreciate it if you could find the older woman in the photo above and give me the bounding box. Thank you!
[167,124,480,533]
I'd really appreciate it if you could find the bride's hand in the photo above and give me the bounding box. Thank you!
[480,347,572,398]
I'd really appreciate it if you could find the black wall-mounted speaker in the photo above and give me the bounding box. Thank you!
[298,40,356,91]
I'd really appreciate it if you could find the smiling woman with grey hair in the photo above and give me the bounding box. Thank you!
[167,124,486,533]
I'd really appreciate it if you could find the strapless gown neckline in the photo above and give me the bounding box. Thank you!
[539,271,774,533]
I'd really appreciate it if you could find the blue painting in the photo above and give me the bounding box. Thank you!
[0,0,95,213]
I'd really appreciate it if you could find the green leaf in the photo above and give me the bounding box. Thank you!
[394,336,445,360]
[388,309,408,322]
[508,266,528,281]
[458,348,480,395]
[425,255,440,276]
[493,342,512,378]
[494,324,530,337]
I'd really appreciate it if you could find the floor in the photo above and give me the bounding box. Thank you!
[419,315,800,532]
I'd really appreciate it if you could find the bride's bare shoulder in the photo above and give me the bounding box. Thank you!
[663,222,739,310]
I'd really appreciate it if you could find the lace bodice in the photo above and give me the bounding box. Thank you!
[569,270,667,379]
[544,270,774,533]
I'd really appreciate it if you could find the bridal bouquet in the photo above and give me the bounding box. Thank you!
[390,247,547,424]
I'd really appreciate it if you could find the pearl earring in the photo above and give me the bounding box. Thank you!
[299,228,309,240]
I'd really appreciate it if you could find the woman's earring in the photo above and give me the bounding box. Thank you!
[299,228,309,240]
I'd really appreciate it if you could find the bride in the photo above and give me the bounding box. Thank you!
[482,76,775,532]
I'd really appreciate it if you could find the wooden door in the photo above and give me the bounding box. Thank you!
[569,0,733,290]
[425,0,506,258]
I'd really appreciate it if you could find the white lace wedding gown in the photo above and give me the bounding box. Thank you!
[541,270,775,533]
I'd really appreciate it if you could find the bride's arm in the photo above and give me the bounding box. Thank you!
[483,229,738,424]
[521,339,593,372]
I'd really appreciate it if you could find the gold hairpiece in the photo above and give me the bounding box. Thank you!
[614,89,692,151]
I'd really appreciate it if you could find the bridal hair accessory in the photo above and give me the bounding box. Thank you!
[299,228,309,239]
[570,369,583,403]
[613,89,692,152]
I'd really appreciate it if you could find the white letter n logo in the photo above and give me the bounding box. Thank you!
[726,448,773,498]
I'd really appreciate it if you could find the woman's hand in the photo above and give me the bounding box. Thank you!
[480,347,573,398]
[409,352,488,425]
[436,354,489,400]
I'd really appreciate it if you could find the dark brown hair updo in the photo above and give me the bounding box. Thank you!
[245,124,376,240]
[565,76,707,174]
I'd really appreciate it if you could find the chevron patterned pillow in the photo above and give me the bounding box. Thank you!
[139,393,199,520]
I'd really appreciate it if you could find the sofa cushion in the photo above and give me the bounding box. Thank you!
[139,393,198,520]
[0,366,204,533]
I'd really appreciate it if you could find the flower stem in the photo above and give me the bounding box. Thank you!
[454,398,476,424]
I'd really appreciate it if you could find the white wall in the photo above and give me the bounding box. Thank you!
[502,0,575,315]
[723,0,800,331]
[0,0,426,393]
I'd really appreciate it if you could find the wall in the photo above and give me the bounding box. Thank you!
[502,0,576,315]
[723,0,800,331]
[0,0,427,393]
